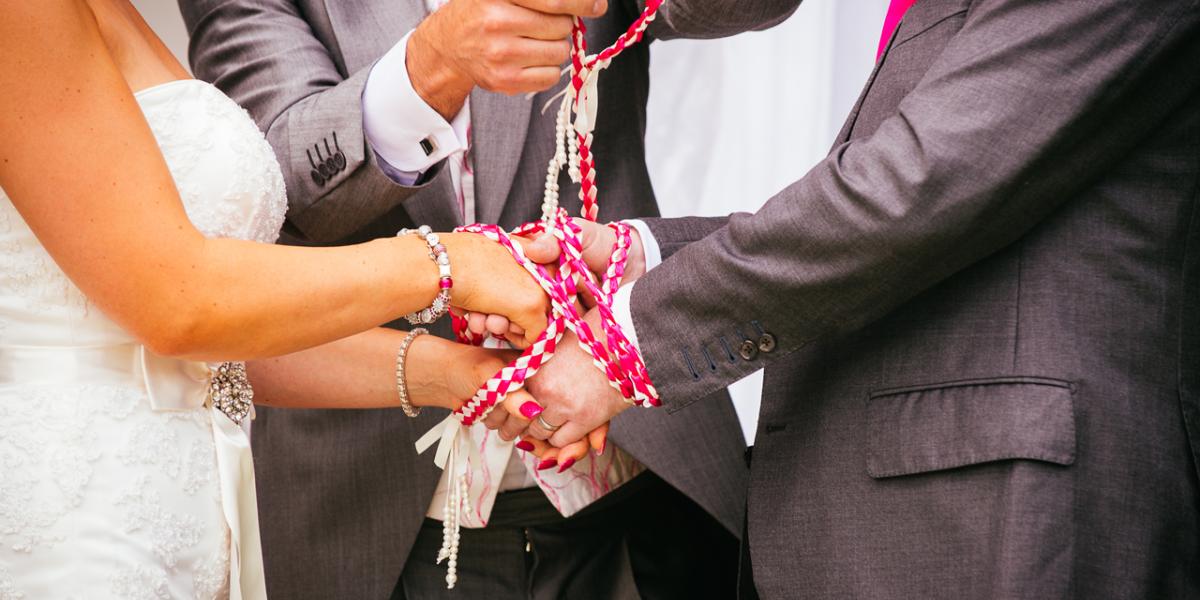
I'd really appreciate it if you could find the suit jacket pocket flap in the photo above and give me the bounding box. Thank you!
[866,377,1076,478]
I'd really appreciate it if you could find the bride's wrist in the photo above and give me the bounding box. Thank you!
[399,334,451,408]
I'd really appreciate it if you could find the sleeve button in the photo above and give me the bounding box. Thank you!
[739,340,759,361]
[310,169,326,187]
[758,333,777,353]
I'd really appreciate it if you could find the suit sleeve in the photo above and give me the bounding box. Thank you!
[638,0,803,41]
[180,0,434,242]
[640,216,732,261]
[629,0,1200,408]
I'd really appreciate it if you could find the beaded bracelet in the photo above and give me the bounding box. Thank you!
[395,327,429,418]
[399,225,453,325]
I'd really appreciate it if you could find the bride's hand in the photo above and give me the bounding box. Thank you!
[514,425,608,472]
[458,222,644,345]
[405,336,539,411]
[441,232,551,345]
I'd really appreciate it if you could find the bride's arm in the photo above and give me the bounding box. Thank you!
[0,1,547,361]
[246,328,511,411]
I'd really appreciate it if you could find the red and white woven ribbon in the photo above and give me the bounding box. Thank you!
[415,1,663,588]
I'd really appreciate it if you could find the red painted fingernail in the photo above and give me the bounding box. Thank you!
[537,459,558,471]
[557,457,576,473]
[519,402,544,420]
[515,440,535,452]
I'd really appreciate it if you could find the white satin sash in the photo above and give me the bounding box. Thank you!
[0,344,267,600]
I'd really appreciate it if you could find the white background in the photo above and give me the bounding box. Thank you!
[134,0,891,444]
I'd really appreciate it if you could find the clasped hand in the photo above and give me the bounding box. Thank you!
[456,219,648,468]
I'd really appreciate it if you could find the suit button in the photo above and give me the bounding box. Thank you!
[758,333,777,353]
[739,340,758,361]
[317,163,332,179]
[310,169,326,187]
[333,151,347,170]
[324,155,339,175]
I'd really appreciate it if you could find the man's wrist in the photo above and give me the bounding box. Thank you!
[626,228,647,281]
[583,309,635,415]
[361,31,470,178]
[406,24,473,120]
[623,219,661,277]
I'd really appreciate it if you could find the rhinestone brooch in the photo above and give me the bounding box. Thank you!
[210,361,254,424]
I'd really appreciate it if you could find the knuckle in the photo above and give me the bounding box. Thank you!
[482,43,507,64]
[540,0,566,14]
[479,5,508,31]
[553,41,571,64]
[551,16,573,37]
[544,73,562,89]
[498,69,524,93]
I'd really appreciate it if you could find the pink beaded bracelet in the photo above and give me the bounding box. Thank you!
[399,225,453,325]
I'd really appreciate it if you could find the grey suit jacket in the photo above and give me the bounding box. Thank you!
[630,0,1200,597]
[180,1,796,597]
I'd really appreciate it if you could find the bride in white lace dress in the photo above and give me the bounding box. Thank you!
[0,2,551,598]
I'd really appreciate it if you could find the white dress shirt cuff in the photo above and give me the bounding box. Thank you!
[362,31,470,183]
[624,219,662,270]
[610,220,662,353]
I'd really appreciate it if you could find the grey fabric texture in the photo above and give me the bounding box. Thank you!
[177,0,785,597]
[632,0,1200,597]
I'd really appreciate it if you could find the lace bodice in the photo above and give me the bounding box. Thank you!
[0,79,284,600]
[0,79,287,346]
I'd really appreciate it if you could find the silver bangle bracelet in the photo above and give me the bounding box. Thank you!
[395,327,429,418]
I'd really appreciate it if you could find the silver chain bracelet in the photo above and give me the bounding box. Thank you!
[395,328,428,417]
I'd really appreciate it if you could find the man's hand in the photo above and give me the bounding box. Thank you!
[517,307,633,447]
[522,218,646,282]
[407,0,608,118]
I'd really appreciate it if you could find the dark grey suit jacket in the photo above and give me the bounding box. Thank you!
[180,1,797,597]
[629,0,1200,597]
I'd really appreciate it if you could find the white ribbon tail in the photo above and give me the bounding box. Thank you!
[416,415,463,470]
[573,67,601,136]
[211,405,267,600]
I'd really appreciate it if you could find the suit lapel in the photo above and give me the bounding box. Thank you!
[832,25,895,147]
[833,0,972,146]
[470,88,534,225]
[322,0,471,229]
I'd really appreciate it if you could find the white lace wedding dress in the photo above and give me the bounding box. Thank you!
[0,79,286,600]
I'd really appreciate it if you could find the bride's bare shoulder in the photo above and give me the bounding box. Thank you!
[0,0,177,216]
[83,0,191,92]
[0,1,186,96]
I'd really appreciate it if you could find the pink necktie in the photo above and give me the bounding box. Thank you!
[877,0,918,60]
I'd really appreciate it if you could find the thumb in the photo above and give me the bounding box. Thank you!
[573,218,615,273]
[521,233,561,265]
[502,388,542,422]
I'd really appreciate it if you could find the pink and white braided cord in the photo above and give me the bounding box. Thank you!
[417,2,663,589]
[448,0,664,428]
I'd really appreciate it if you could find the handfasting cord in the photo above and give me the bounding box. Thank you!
[415,0,664,589]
